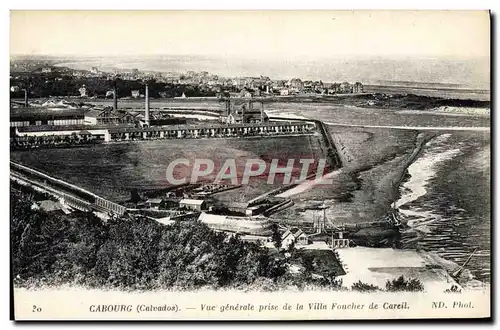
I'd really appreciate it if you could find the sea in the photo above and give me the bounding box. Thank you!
[395,132,491,283]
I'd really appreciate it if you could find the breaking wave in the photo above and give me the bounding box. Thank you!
[395,134,462,231]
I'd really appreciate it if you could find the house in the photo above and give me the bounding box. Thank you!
[281,228,310,249]
[245,205,267,216]
[353,82,364,93]
[174,92,187,99]
[131,90,140,98]
[79,85,88,97]
[340,82,352,93]
[328,83,341,94]
[227,113,243,124]
[179,199,206,211]
[38,200,62,212]
[41,66,52,73]
[240,88,253,98]
[143,198,163,210]
[288,78,304,91]
[273,80,286,89]
[41,99,58,107]
[105,90,115,98]
[280,89,290,96]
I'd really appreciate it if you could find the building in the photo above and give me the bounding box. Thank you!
[353,82,364,93]
[273,80,286,89]
[131,90,140,98]
[179,199,206,211]
[288,78,304,92]
[339,82,352,93]
[240,89,253,98]
[142,198,163,210]
[10,86,20,93]
[84,107,137,125]
[79,85,88,97]
[281,228,310,249]
[91,67,99,74]
[38,200,63,213]
[226,113,243,124]
[41,66,52,73]
[327,83,341,94]
[226,107,268,125]
[85,108,115,125]
[10,108,85,127]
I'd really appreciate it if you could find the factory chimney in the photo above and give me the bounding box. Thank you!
[113,80,118,110]
[24,88,28,108]
[145,83,150,126]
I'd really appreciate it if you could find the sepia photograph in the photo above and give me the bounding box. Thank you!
[9,9,491,320]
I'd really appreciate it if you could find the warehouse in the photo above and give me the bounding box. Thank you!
[10,108,85,127]
[179,199,206,211]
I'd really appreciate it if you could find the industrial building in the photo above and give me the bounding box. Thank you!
[219,97,269,124]
[11,79,316,149]
[179,199,206,211]
[10,108,85,127]
[84,107,137,125]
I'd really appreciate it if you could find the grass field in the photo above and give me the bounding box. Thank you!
[265,103,490,128]
[11,135,326,203]
[272,126,426,230]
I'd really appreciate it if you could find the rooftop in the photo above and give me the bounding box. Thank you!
[107,120,312,134]
[11,107,85,121]
[180,199,205,205]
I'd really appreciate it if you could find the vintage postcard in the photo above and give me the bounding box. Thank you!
[9,10,491,320]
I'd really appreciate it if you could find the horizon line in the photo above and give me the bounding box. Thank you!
[9,53,490,61]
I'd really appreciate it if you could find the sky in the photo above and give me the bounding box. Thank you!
[9,11,490,88]
[10,10,490,60]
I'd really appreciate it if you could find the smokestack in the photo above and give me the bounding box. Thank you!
[145,83,150,126]
[113,81,118,110]
[241,102,246,123]
[24,89,28,108]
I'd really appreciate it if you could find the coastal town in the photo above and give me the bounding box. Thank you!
[7,9,492,322]
[10,59,364,99]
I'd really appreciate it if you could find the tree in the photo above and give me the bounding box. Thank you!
[351,281,380,292]
[385,275,424,292]
[286,240,296,258]
[271,224,282,249]
[129,189,142,204]
[444,285,462,294]
[11,188,291,290]
[301,254,315,274]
